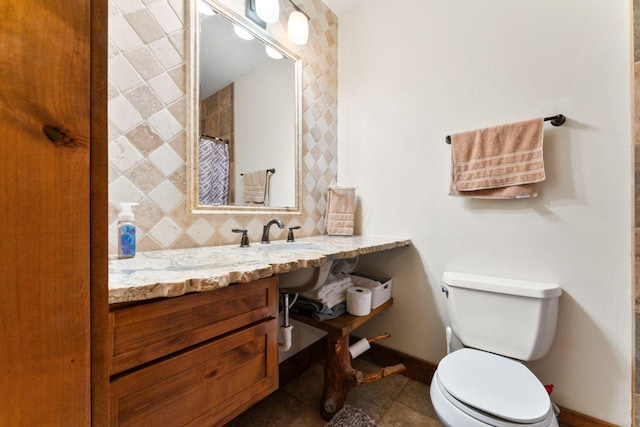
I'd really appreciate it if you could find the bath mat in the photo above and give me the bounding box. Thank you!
[324,405,378,427]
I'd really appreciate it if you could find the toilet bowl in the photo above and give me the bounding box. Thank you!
[430,348,558,427]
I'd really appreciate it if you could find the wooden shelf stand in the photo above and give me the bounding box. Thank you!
[290,298,405,420]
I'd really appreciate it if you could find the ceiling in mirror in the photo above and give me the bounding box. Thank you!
[199,13,271,97]
[189,0,302,213]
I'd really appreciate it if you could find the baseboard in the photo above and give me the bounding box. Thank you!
[555,406,619,427]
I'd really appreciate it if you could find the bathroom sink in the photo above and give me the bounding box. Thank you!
[258,242,328,254]
[278,260,333,293]
[258,242,332,293]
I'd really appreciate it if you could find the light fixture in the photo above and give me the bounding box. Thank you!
[255,0,279,23]
[245,0,310,46]
[287,9,309,45]
[265,45,284,60]
[233,24,255,41]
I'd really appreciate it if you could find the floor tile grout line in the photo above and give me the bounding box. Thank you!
[375,377,410,424]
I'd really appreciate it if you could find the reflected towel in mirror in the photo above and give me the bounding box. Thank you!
[198,137,229,205]
[242,170,270,205]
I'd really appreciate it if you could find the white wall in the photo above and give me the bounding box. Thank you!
[337,0,632,424]
[235,59,296,207]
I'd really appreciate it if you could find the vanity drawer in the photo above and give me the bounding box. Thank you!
[109,276,277,375]
[109,318,278,426]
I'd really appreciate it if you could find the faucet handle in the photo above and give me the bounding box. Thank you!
[287,226,301,242]
[232,228,250,247]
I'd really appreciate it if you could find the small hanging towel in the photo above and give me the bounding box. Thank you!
[449,118,545,199]
[325,186,356,235]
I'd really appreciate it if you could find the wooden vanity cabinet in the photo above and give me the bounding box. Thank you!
[108,277,279,426]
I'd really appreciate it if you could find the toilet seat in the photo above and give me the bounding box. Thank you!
[434,348,554,427]
[434,374,556,427]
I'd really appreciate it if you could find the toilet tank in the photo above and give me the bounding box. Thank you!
[442,272,562,361]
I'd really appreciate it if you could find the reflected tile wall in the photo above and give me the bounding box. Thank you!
[107,0,338,254]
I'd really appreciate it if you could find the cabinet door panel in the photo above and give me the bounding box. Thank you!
[110,277,277,374]
[110,318,278,426]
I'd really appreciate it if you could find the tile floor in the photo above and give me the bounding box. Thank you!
[227,359,444,427]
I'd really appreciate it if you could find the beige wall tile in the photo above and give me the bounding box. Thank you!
[137,234,164,252]
[126,123,164,155]
[110,54,144,92]
[109,14,144,52]
[168,131,187,160]
[148,144,183,176]
[148,37,183,69]
[147,108,183,140]
[168,98,186,127]
[168,64,186,91]
[112,0,145,14]
[149,217,182,247]
[135,196,165,232]
[148,0,182,34]
[124,84,164,119]
[126,159,166,193]
[149,72,183,104]
[125,9,165,43]
[125,47,165,80]
[110,135,144,172]
[109,95,143,133]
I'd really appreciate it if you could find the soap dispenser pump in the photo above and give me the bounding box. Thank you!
[118,202,139,259]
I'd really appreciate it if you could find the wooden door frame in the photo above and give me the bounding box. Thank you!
[90,0,109,424]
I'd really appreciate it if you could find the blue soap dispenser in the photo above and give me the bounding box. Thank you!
[118,202,139,259]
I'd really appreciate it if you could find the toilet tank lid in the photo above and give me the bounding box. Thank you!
[442,272,562,299]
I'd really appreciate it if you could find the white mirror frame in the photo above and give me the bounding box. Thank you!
[187,0,303,215]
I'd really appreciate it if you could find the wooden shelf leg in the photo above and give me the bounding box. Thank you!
[321,334,362,420]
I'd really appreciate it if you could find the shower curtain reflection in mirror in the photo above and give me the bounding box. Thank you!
[198,135,230,205]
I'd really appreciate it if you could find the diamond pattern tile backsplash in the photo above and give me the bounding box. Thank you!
[108,0,338,254]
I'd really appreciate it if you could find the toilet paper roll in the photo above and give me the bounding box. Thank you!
[346,287,372,316]
[349,337,371,359]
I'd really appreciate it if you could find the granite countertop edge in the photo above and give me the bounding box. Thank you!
[108,235,411,305]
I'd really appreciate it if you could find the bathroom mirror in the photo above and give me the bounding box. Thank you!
[188,0,302,213]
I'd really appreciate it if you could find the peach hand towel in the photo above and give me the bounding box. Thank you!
[450,118,545,199]
[325,186,356,235]
[243,170,268,205]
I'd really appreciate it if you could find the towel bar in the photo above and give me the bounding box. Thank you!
[240,168,276,176]
[445,114,566,144]
[201,133,229,144]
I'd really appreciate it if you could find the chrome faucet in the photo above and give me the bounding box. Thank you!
[261,218,285,244]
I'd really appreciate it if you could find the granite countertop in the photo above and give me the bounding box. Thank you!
[109,235,411,304]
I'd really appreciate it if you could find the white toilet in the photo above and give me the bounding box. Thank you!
[430,272,562,427]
